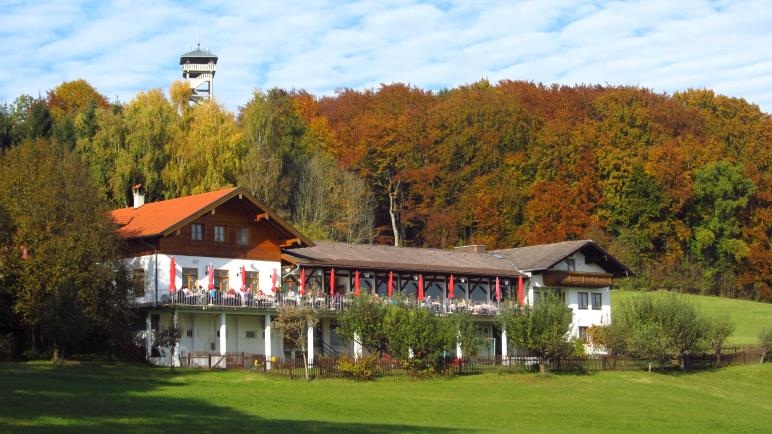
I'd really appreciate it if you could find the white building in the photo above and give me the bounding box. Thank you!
[112,187,632,367]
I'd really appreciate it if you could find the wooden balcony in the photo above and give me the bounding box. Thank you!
[541,270,613,288]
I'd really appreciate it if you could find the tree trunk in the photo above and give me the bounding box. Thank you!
[648,361,652,373]
[539,357,546,374]
[761,350,767,364]
[388,187,400,247]
[680,355,686,370]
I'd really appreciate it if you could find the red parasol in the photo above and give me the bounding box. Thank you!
[517,276,525,306]
[271,269,278,293]
[417,275,425,301]
[169,256,177,292]
[329,268,335,296]
[495,277,501,302]
[207,264,215,290]
[299,268,306,296]
[448,274,455,299]
[388,271,393,297]
[354,271,361,296]
[240,265,247,291]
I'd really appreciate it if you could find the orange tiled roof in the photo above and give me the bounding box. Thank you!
[110,187,238,238]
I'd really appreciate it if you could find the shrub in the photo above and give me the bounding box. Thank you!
[759,326,772,364]
[499,291,573,373]
[337,354,377,381]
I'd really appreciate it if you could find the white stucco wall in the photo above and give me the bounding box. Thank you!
[153,312,283,359]
[523,250,613,339]
[128,254,281,304]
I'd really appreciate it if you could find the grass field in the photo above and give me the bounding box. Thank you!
[611,290,772,345]
[1,362,771,433]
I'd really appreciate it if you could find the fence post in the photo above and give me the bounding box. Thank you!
[241,352,245,369]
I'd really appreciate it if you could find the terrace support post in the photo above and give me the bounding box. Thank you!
[307,321,315,367]
[264,314,272,370]
[219,312,227,356]
[501,325,509,366]
[173,309,180,367]
[353,332,363,361]
[145,311,152,360]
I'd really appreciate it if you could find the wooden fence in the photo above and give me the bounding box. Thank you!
[178,345,766,379]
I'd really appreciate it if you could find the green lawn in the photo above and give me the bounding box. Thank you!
[612,290,772,345]
[1,363,771,433]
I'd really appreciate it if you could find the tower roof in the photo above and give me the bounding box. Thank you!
[180,45,218,64]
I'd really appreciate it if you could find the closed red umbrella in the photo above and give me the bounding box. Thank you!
[354,271,361,296]
[448,274,455,299]
[517,276,525,306]
[271,269,278,293]
[169,256,177,292]
[329,268,335,296]
[495,277,501,302]
[207,264,215,290]
[417,275,424,301]
[299,268,306,296]
[240,265,247,291]
[387,271,393,297]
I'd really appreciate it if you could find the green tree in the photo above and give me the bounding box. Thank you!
[690,162,756,294]
[0,139,134,361]
[337,294,390,356]
[450,311,479,360]
[163,100,243,196]
[759,326,772,364]
[382,305,454,372]
[500,292,573,373]
[703,313,734,366]
[154,314,182,372]
[117,89,179,202]
[273,305,319,380]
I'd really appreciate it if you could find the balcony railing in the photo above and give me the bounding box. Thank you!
[183,63,216,72]
[160,290,507,316]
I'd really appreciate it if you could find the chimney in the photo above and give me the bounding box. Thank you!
[132,184,145,209]
[454,244,486,254]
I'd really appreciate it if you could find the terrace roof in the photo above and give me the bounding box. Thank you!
[283,241,524,278]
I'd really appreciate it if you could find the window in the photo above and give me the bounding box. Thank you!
[566,258,576,271]
[132,268,145,297]
[330,325,343,346]
[214,225,226,243]
[245,271,259,291]
[245,330,256,339]
[186,329,193,338]
[191,223,203,241]
[578,292,589,309]
[182,267,198,290]
[592,293,602,310]
[578,326,589,343]
[214,269,229,291]
[237,227,249,245]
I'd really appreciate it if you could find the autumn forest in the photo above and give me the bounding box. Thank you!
[0,79,769,301]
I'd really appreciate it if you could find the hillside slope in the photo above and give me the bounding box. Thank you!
[611,290,772,345]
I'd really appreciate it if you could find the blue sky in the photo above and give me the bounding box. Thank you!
[2,0,771,112]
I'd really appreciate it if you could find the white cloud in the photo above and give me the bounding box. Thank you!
[1,0,770,112]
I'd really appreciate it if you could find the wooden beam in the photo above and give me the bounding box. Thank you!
[280,238,301,248]
[255,213,269,222]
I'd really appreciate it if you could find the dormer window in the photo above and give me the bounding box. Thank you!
[566,258,576,271]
